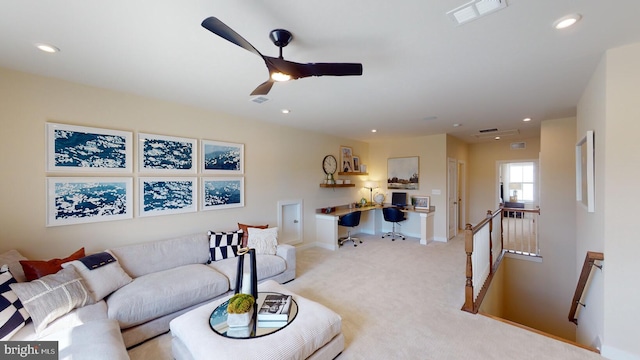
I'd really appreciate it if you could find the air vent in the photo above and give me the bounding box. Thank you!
[250,96,269,104]
[479,128,498,133]
[472,129,519,139]
[510,142,526,150]
[447,0,508,26]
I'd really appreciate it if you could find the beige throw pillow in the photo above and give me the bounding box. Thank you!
[62,251,132,302]
[9,266,94,333]
[247,227,278,255]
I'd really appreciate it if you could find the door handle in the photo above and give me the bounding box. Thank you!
[293,220,299,223]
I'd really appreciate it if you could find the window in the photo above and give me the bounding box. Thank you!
[508,162,534,202]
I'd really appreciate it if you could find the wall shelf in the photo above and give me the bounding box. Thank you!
[338,172,368,176]
[319,184,355,188]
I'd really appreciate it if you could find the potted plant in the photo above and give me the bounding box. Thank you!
[226,293,255,327]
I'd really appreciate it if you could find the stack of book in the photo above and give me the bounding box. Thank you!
[257,294,292,328]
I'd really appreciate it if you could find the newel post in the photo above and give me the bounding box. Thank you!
[462,223,475,313]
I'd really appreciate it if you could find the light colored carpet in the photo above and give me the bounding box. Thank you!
[128,233,603,360]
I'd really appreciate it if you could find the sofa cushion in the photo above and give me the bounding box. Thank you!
[247,227,278,255]
[10,266,94,333]
[107,263,229,329]
[208,254,286,291]
[0,250,28,283]
[109,234,209,278]
[208,230,242,262]
[19,248,85,281]
[62,251,132,302]
[1,270,30,340]
[237,223,269,247]
[41,318,129,360]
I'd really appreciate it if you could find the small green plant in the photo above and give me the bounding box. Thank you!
[227,293,255,314]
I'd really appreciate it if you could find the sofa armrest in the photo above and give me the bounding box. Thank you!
[276,244,296,273]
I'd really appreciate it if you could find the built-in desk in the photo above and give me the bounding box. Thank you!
[315,205,435,250]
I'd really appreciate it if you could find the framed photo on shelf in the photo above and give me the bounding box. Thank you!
[387,156,419,190]
[340,146,354,172]
[46,123,132,172]
[201,140,244,174]
[46,177,133,226]
[352,156,360,172]
[138,177,197,217]
[201,177,244,211]
[411,195,430,210]
[138,133,197,173]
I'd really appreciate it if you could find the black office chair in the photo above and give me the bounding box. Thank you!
[338,211,362,247]
[382,207,406,241]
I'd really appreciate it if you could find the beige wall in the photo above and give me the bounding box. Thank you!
[369,135,448,241]
[0,67,369,258]
[467,137,540,224]
[447,135,469,230]
[601,43,640,359]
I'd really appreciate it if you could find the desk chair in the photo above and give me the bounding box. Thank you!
[338,211,362,247]
[382,207,406,241]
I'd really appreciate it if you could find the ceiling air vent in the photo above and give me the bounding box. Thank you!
[472,129,519,140]
[510,142,526,150]
[447,0,508,26]
[479,128,498,133]
[250,96,269,104]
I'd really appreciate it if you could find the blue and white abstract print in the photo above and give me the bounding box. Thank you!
[202,178,243,209]
[54,181,127,218]
[54,130,127,168]
[204,144,241,171]
[143,180,194,212]
[142,138,193,170]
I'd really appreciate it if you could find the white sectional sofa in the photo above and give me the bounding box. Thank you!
[1,232,296,360]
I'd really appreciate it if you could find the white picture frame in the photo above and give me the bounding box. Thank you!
[46,123,132,173]
[201,140,244,174]
[138,177,197,217]
[138,133,197,173]
[576,130,595,212]
[46,177,133,226]
[201,177,245,210]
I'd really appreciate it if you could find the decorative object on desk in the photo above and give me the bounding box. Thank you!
[363,181,379,204]
[411,195,430,210]
[360,197,367,206]
[258,293,292,321]
[234,247,257,300]
[374,193,385,205]
[226,293,255,327]
[352,155,360,171]
[340,146,354,172]
[322,155,337,184]
[387,156,419,190]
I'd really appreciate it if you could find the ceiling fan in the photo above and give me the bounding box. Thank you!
[201,17,363,96]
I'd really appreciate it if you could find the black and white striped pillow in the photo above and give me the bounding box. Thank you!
[208,230,243,262]
[0,268,30,340]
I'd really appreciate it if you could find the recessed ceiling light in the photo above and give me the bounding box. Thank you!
[554,14,582,29]
[371,129,377,133]
[35,43,60,53]
[494,136,501,140]
[523,117,532,122]
[453,123,461,127]
[281,109,290,114]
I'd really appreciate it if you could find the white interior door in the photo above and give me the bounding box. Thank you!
[448,158,458,239]
[278,200,303,245]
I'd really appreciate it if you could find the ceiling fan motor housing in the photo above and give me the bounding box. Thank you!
[269,29,293,48]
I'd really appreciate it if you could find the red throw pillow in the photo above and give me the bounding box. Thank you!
[237,223,269,247]
[20,248,85,281]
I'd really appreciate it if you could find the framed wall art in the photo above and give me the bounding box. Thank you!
[46,177,133,226]
[201,177,244,210]
[201,140,244,174]
[576,130,595,212]
[352,156,360,172]
[46,123,132,172]
[387,156,419,190]
[411,195,430,210]
[138,133,197,173]
[340,146,354,172]
[138,177,197,217]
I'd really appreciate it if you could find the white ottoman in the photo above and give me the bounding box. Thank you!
[170,280,344,360]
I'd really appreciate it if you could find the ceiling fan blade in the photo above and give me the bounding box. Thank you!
[266,57,363,79]
[201,17,263,58]
[250,80,275,96]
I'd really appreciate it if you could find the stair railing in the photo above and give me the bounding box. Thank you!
[568,251,604,325]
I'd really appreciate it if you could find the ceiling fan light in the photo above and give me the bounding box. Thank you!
[271,72,291,82]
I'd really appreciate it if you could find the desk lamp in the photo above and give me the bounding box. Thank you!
[363,181,379,204]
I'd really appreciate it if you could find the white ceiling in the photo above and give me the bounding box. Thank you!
[2,1,640,143]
